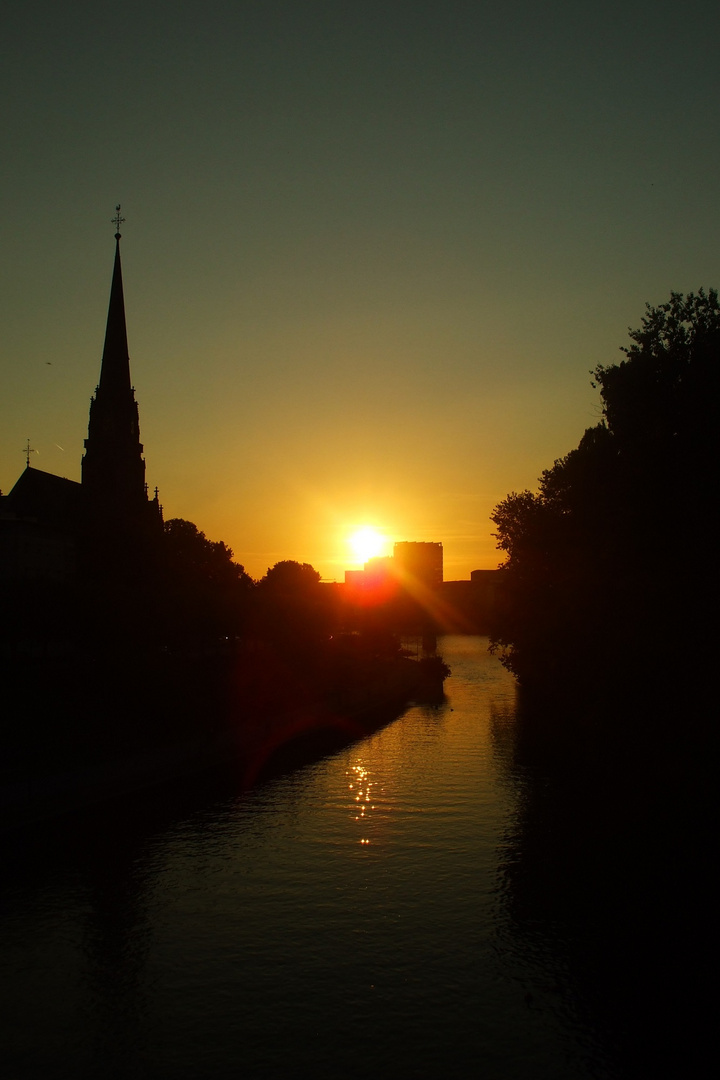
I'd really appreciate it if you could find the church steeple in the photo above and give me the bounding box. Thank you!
[97,228,132,398]
[81,209,150,513]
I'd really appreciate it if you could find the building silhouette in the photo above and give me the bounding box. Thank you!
[392,542,443,590]
[341,540,503,633]
[344,542,443,595]
[0,217,162,584]
[83,228,157,519]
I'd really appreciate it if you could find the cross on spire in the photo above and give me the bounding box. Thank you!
[24,439,36,467]
[112,204,125,238]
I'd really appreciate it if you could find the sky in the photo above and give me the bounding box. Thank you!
[2,0,718,581]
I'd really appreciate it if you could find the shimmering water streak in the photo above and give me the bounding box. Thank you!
[0,638,611,1079]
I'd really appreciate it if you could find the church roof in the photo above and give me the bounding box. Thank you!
[3,466,83,531]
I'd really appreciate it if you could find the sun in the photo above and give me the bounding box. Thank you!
[348,526,385,562]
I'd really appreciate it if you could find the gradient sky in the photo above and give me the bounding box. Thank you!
[2,0,718,580]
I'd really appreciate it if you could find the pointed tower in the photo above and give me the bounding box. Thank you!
[82,213,149,511]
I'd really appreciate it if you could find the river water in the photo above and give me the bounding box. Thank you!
[1,636,677,1078]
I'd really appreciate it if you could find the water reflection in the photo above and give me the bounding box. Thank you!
[348,763,376,843]
[492,677,716,1078]
[1,637,638,1079]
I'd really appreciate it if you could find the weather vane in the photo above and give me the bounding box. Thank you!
[24,439,36,467]
[112,204,125,237]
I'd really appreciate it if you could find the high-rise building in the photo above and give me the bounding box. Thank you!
[392,542,443,589]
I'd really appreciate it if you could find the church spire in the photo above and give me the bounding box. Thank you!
[82,208,148,509]
[98,220,132,397]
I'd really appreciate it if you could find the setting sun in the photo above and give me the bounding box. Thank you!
[348,527,386,562]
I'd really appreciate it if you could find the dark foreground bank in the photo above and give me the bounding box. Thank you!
[1,642,448,829]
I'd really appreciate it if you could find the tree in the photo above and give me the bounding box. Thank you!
[593,289,719,565]
[257,560,321,594]
[161,519,254,647]
[490,290,719,692]
[594,287,720,452]
[254,560,334,652]
[164,519,253,588]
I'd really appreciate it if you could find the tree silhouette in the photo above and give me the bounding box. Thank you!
[254,560,334,653]
[161,518,254,649]
[490,290,719,697]
[257,560,321,594]
[164,519,252,590]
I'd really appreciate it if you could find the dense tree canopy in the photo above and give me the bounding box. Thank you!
[164,519,253,590]
[594,287,720,450]
[253,560,338,653]
[161,518,254,647]
[490,290,718,694]
[257,560,321,594]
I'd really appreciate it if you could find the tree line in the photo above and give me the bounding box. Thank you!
[157,520,336,654]
[489,288,718,706]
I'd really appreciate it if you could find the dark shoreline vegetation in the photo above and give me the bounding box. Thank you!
[486,288,717,827]
[489,289,717,707]
[487,290,718,1075]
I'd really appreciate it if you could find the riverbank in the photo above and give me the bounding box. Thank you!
[1,646,444,830]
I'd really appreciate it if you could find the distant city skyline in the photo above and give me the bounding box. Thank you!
[2,1,718,580]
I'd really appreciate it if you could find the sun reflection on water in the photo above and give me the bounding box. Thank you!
[347,762,380,844]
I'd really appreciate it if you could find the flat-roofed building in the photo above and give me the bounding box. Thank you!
[393,541,443,589]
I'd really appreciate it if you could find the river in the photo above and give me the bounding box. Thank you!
[0,635,698,1078]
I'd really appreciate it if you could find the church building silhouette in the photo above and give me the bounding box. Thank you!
[0,211,163,582]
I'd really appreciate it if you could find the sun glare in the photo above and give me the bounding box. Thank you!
[349,527,385,562]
